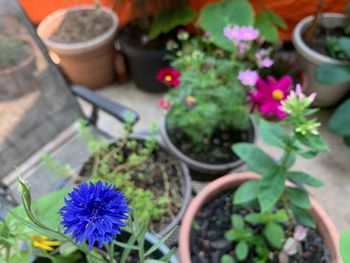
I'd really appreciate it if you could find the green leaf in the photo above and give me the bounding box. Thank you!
[9,249,31,263]
[235,241,249,261]
[58,242,79,256]
[339,37,350,57]
[292,206,316,228]
[259,119,290,148]
[296,133,329,152]
[264,8,287,29]
[158,247,176,262]
[254,12,278,42]
[316,64,350,85]
[244,213,263,225]
[233,180,260,205]
[258,168,286,211]
[340,232,350,263]
[283,152,296,168]
[231,215,244,230]
[220,254,235,263]
[149,7,196,40]
[328,99,350,136]
[232,143,276,175]
[145,227,177,256]
[287,171,324,187]
[286,187,311,209]
[263,222,284,248]
[198,0,255,51]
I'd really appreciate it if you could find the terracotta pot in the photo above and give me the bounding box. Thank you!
[0,37,37,100]
[292,13,350,107]
[160,117,256,177]
[37,6,118,89]
[179,172,341,263]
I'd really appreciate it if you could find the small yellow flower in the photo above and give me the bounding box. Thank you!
[30,235,60,251]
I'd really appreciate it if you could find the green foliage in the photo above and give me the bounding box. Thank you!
[328,98,350,145]
[0,37,31,69]
[198,0,285,50]
[149,6,196,40]
[340,232,350,263]
[325,36,350,60]
[316,64,350,85]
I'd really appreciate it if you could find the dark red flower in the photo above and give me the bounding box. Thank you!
[156,67,181,87]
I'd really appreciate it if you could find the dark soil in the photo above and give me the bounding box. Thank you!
[167,125,254,165]
[49,9,112,43]
[79,139,183,234]
[191,191,331,263]
[302,24,347,59]
[0,38,32,69]
[119,19,180,51]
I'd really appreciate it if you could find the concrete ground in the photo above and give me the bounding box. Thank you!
[81,81,350,234]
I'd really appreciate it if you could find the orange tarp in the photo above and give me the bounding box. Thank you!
[19,0,347,41]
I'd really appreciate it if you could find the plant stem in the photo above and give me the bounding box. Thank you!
[305,0,324,45]
[282,193,294,236]
[5,246,10,262]
[107,242,115,263]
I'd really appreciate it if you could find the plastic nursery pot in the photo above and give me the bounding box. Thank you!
[178,172,341,263]
[77,137,192,239]
[37,5,118,89]
[292,13,350,107]
[118,25,169,93]
[0,36,37,101]
[160,117,256,177]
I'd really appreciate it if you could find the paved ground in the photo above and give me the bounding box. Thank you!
[80,81,350,234]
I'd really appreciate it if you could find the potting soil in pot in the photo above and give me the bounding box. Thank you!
[167,126,253,164]
[79,139,183,234]
[49,9,113,43]
[191,191,331,263]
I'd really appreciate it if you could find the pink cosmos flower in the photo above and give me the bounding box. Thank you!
[255,49,274,68]
[249,75,293,119]
[238,70,259,86]
[159,98,170,110]
[156,67,181,87]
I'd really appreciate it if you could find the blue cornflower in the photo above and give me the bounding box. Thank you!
[60,181,130,249]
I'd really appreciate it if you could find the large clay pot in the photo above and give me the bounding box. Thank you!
[179,172,341,263]
[292,13,350,107]
[37,6,118,89]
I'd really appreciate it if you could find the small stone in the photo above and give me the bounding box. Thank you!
[210,239,232,250]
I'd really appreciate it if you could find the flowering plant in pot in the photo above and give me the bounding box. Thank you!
[0,36,36,100]
[45,119,191,239]
[158,1,287,176]
[37,1,118,89]
[117,0,196,92]
[179,86,341,262]
[6,179,178,263]
[292,2,350,107]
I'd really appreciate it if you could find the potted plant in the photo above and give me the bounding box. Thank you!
[7,180,179,262]
[158,0,288,176]
[292,2,350,107]
[45,120,192,239]
[179,86,341,262]
[0,36,36,100]
[117,0,196,92]
[37,1,118,89]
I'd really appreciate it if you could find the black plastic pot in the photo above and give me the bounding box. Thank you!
[118,28,169,93]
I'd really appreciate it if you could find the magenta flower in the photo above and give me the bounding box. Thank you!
[238,70,259,86]
[256,49,274,68]
[224,26,260,42]
[159,98,170,110]
[249,76,293,119]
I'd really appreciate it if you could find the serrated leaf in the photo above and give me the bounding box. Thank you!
[263,222,284,248]
[340,232,350,263]
[233,180,260,205]
[198,0,254,51]
[149,7,196,40]
[258,168,286,211]
[259,119,290,148]
[291,206,315,228]
[235,241,249,261]
[232,143,276,175]
[287,171,324,187]
[255,12,278,42]
[286,187,311,209]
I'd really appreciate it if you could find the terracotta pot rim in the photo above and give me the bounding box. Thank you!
[179,172,341,263]
[37,5,118,53]
[292,13,350,65]
[0,37,35,75]
[160,117,256,174]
